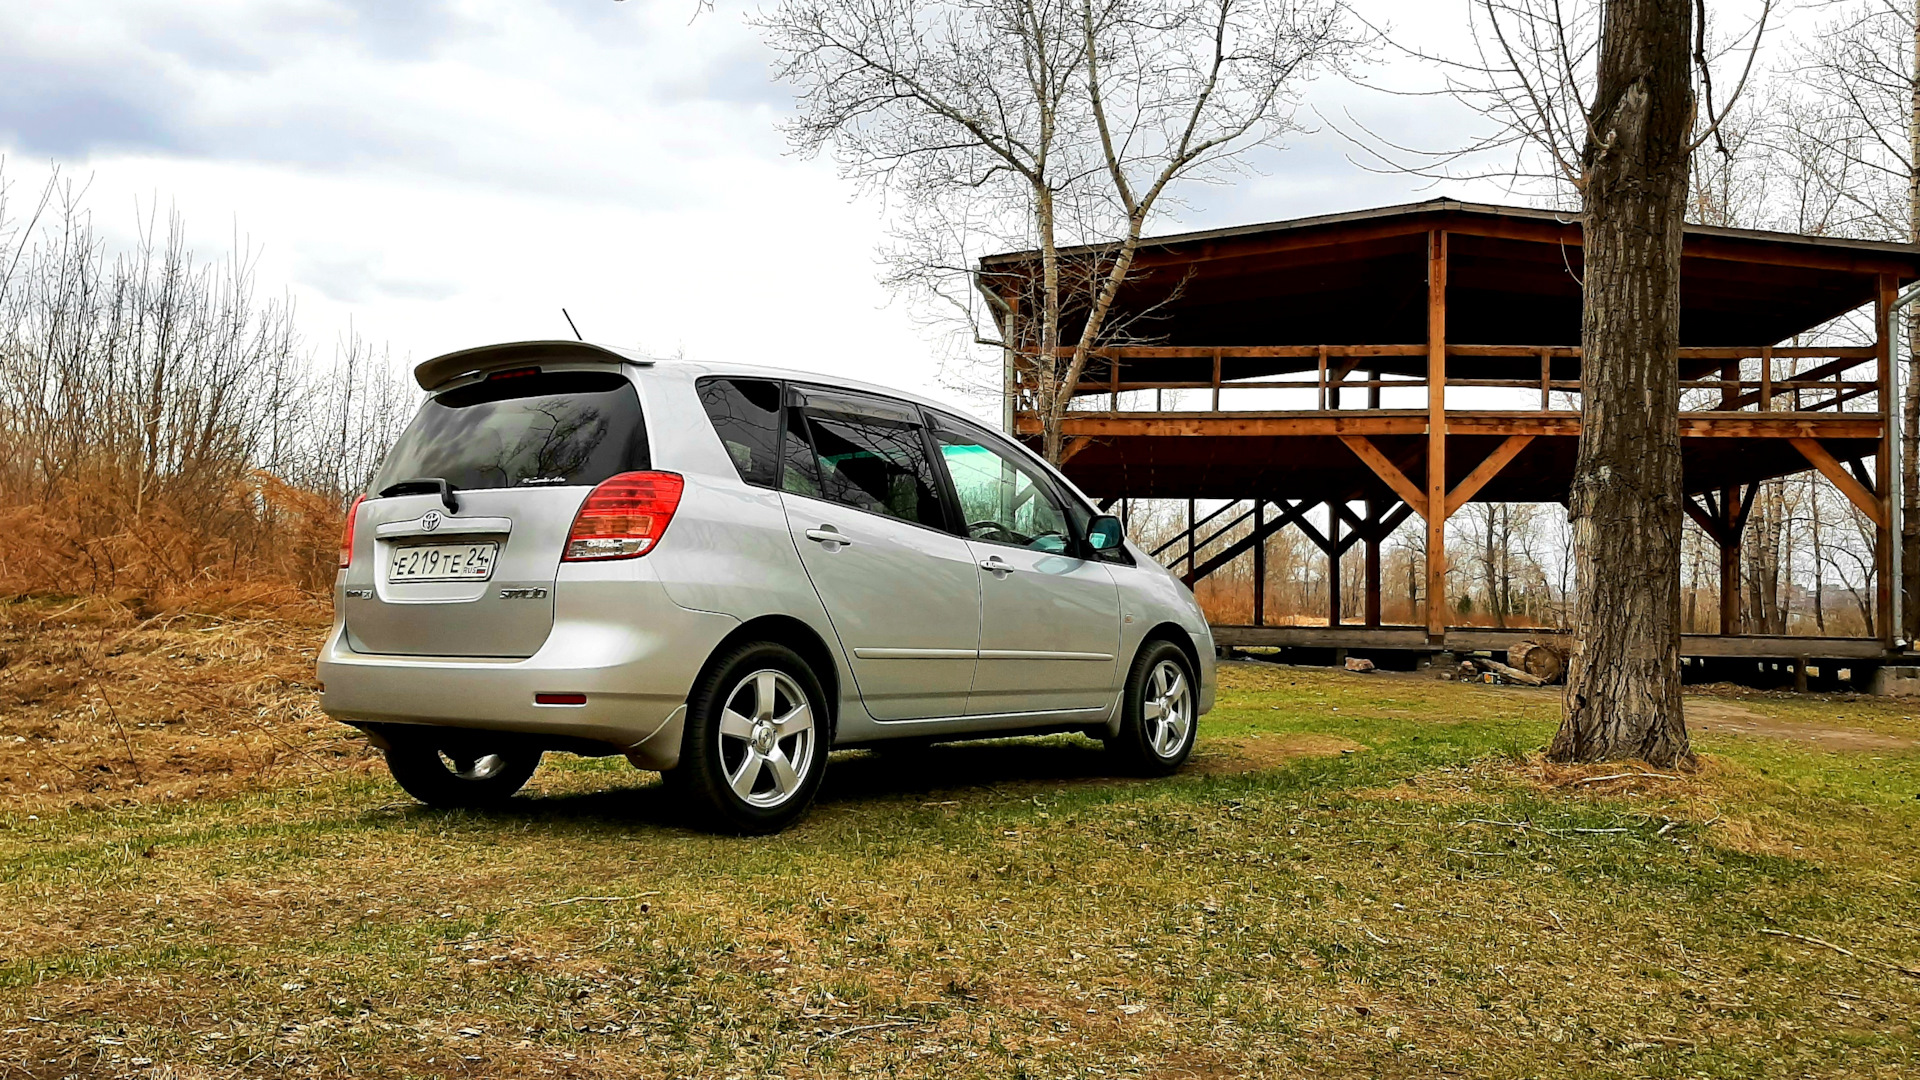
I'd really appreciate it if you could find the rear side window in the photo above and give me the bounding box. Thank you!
[790,392,946,528]
[373,370,648,493]
[697,377,782,488]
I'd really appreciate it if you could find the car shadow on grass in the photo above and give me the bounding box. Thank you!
[366,737,1150,833]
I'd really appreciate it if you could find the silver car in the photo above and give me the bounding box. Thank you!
[319,341,1215,833]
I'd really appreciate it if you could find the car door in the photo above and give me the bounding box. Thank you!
[927,414,1121,716]
[780,388,981,721]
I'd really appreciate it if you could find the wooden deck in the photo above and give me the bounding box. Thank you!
[1211,624,1896,662]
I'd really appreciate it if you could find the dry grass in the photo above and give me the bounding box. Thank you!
[0,597,374,813]
[0,617,1917,1078]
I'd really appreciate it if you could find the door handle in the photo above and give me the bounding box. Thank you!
[979,556,1015,575]
[805,527,851,547]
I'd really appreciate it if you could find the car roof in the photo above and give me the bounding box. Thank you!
[413,341,1095,501]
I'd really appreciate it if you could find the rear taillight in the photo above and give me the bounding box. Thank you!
[563,471,684,561]
[339,495,365,569]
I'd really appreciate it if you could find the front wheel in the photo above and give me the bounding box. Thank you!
[1106,641,1198,776]
[678,642,830,834]
[384,736,542,809]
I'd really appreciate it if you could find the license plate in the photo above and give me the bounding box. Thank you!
[388,542,499,582]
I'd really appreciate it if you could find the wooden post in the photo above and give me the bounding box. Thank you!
[1426,230,1449,642]
[1109,352,1121,413]
[1539,349,1551,411]
[1760,346,1772,412]
[1187,498,1196,571]
[1252,501,1266,627]
[1211,349,1222,411]
[1368,367,1381,410]
[1364,498,1383,627]
[1719,485,1741,636]
[1317,345,1330,410]
[1327,503,1342,627]
[1877,274,1896,644]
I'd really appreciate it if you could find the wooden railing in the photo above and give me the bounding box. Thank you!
[1011,344,1882,415]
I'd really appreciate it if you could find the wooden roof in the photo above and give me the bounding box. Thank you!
[979,199,1920,352]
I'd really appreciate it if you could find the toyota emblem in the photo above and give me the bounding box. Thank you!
[422,510,442,531]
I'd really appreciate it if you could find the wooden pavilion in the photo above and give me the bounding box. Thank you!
[979,199,1920,673]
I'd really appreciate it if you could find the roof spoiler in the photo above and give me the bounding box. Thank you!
[412,340,650,391]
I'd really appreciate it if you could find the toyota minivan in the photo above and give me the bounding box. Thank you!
[319,341,1215,832]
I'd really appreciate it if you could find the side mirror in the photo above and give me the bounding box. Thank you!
[1086,514,1125,552]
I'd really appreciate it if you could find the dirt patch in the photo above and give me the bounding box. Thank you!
[1686,699,1916,751]
[1189,732,1365,775]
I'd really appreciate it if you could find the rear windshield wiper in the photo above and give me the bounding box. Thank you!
[378,477,460,514]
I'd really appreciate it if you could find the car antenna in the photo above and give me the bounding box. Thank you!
[561,308,584,342]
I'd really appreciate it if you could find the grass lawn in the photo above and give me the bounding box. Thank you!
[3,621,1919,1077]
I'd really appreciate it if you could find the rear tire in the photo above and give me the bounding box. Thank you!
[678,641,830,834]
[385,735,541,809]
[1106,640,1198,776]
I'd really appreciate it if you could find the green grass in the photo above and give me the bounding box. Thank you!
[2,664,1917,1078]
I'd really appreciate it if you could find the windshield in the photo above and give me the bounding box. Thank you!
[372,369,649,493]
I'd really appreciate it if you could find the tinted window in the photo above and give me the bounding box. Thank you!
[373,370,648,493]
[792,393,945,527]
[697,377,781,487]
[932,417,1073,553]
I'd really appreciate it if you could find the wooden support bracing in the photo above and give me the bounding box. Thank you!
[1443,435,1535,518]
[1684,485,1755,636]
[1790,437,1886,528]
[1338,436,1428,517]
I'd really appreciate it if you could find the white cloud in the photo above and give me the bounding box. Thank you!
[0,0,1534,418]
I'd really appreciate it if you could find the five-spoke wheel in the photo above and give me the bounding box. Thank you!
[717,669,817,808]
[1107,640,1198,775]
[676,641,831,833]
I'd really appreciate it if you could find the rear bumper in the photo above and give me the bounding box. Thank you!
[318,574,737,769]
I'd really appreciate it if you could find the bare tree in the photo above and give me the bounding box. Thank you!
[760,0,1364,461]
[0,164,415,597]
[1365,1,1769,766]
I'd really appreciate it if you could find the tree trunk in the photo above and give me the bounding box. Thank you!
[1550,0,1693,768]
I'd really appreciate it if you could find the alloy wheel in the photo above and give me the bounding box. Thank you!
[1142,659,1192,759]
[716,669,816,808]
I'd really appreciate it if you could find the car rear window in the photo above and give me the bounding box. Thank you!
[372,369,649,493]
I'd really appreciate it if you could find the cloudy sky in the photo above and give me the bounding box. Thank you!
[0,0,1557,415]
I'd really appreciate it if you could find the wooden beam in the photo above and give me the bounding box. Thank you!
[1876,273,1896,645]
[1364,498,1383,628]
[1020,411,1884,440]
[1426,230,1448,641]
[1791,437,1888,528]
[1338,435,1429,518]
[1058,437,1093,464]
[1442,435,1535,517]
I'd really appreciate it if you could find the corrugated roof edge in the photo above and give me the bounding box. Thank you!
[413,340,653,390]
[976,196,1920,267]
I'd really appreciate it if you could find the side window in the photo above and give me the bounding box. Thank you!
[696,377,781,487]
[793,393,947,528]
[931,418,1074,554]
[780,401,822,499]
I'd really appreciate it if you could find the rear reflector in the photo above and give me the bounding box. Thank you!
[535,693,587,706]
[563,471,684,560]
[339,494,365,569]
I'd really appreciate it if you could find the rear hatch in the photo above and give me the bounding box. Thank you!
[341,366,650,657]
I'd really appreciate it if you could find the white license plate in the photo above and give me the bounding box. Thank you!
[388,542,499,582]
